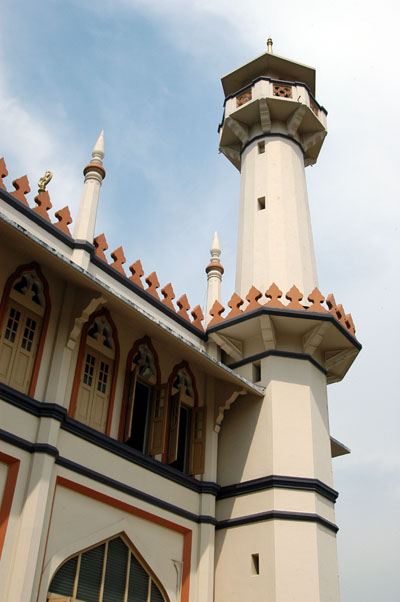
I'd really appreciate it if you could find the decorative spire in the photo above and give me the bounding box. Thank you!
[210,231,221,262]
[205,232,224,326]
[83,130,106,181]
[267,38,273,53]
[73,131,106,248]
[91,130,104,165]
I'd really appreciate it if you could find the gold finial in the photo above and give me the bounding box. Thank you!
[38,170,53,193]
[267,38,273,53]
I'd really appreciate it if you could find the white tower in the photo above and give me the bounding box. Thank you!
[219,44,326,298]
[213,44,360,602]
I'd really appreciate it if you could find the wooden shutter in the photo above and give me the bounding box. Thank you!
[0,301,42,394]
[189,406,206,475]
[124,367,138,442]
[75,350,112,432]
[167,390,183,464]
[91,357,112,432]
[147,384,168,455]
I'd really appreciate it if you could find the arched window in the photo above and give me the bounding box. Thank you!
[47,535,167,602]
[0,263,50,396]
[69,309,119,434]
[166,363,206,475]
[121,337,167,457]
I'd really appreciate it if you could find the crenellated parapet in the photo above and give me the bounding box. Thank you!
[0,155,205,333]
[208,283,356,337]
[0,157,357,342]
[0,157,73,235]
[93,233,205,331]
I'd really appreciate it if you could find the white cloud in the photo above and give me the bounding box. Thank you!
[0,57,85,223]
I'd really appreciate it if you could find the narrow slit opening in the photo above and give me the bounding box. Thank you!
[257,197,266,211]
[251,553,260,575]
[258,141,265,154]
[252,362,261,383]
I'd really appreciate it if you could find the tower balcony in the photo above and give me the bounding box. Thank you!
[219,76,327,170]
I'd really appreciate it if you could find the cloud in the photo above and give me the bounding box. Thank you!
[0,53,85,223]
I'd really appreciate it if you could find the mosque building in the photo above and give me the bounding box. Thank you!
[0,42,360,602]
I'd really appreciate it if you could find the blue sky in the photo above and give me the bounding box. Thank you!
[1,1,400,600]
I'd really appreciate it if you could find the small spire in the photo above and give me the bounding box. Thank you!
[83,131,106,181]
[205,232,224,327]
[92,130,104,165]
[267,38,273,53]
[206,231,224,275]
[211,231,221,257]
[73,130,106,246]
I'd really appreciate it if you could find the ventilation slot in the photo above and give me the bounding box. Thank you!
[252,362,261,383]
[257,197,266,211]
[251,553,260,575]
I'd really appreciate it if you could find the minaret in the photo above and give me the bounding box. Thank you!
[213,44,359,602]
[205,232,224,326]
[73,131,106,243]
[218,41,326,298]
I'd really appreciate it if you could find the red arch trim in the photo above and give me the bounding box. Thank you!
[69,307,120,436]
[37,477,192,602]
[0,452,20,560]
[0,262,51,397]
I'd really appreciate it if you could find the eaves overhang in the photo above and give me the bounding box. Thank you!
[207,305,361,348]
[0,209,264,398]
[221,51,316,98]
[206,305,361,384]
[0,186,207,339]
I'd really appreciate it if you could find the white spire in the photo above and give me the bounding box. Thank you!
[205,231,224,327]
[210,231,221,256]
[72,131,106,250]
[92,130,104,165]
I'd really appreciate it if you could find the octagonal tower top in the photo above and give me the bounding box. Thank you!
[221,50,316,99]
[219,46,327,170]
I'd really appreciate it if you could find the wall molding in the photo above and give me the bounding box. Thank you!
[0,426,338,534]
[228,349,327,376]
[217,474,338,502]
[216,510,338,533]
[1,386,339,504]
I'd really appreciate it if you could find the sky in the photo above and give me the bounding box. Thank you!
[1,1,399,600]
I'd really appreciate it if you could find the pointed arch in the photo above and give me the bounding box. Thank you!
[0,262,51,396]
[164,362,206,476]
[47,532,169,602]
[118,335,161,444]
[69,307,119,435]
[167,361,199,408]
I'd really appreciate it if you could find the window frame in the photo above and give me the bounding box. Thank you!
[0,262,51,397]
[164,361,206,475]
[47,533,169,602]
[119,336,161,447]
[69,308,119,435]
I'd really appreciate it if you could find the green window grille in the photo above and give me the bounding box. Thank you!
[48,536,166,602]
